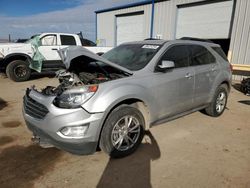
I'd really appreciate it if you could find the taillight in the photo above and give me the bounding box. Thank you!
[229,63,233,72]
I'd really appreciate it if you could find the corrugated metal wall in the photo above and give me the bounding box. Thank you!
[229,0,250,79]
[153,0,176,39]
[97,4,152,46]
[153,0,217,39]
[97,0,216,45]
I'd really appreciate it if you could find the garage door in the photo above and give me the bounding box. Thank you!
[176,1,234,39]
[116,13,144,45]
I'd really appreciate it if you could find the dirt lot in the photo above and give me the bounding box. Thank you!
[0,75,249,188]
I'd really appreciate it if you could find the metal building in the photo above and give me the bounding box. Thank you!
[95,0,250,78]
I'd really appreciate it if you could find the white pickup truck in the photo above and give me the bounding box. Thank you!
[0,33,112,81]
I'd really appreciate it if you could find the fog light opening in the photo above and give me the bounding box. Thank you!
[58,125,89,138]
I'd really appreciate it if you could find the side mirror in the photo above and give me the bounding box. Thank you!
[156,60,175,72]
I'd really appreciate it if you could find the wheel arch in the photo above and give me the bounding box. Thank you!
[220,80,231,91]
[2,53,32,70]
[96,97,151,149]
[109,98,150,129]
[208,77,231,103]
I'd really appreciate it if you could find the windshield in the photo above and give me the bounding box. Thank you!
[102,44,161,71]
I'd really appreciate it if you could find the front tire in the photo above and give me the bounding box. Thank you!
[205,84,228,117]
[99,105,145,158]
[6,60,31,82]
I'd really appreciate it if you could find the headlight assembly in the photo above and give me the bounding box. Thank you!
[53,85,98,109]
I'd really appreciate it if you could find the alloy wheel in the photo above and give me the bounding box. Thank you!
[111,115,141,151]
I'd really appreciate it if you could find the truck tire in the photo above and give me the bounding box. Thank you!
[99,105,145,158]
[6,60,31,82]
[205,84,228,117]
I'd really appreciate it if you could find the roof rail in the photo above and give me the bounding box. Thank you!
[144,38,161,40]
[179,37,214,43]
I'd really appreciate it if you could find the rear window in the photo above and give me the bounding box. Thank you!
[60,35,76,45]
[212,47,228,61]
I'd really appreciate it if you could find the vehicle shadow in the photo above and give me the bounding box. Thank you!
[238,100,250,105]
[0,98,8,110]
[96,131,161,188]
[232,83,242,92]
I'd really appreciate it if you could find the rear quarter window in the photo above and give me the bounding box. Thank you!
[212,47,228,61]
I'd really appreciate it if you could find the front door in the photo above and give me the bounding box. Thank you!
[152,44,195,120]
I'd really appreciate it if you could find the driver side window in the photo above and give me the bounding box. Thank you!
[41,35,57,46]
[161,45,189,68]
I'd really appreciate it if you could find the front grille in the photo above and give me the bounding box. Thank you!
[23,95,49,119]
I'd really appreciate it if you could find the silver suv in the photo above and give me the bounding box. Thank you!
[23,39,232,158]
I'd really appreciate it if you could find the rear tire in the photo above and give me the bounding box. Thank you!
[6,60,31,82]
[205,84,228,117]
[99,105,145,158]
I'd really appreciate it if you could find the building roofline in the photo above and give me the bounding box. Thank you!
[95,0,166,14]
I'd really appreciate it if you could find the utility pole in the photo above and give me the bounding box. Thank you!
[8,34,11,42]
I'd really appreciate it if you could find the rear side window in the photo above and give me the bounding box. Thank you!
[189,45,216,66]
[212,47,228,61]
[161,45,189,68]
[60,35,76,45]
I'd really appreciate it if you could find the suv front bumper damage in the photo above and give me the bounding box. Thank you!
[23,88,104,155]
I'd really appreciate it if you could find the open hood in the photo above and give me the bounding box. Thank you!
[58,46,133,75]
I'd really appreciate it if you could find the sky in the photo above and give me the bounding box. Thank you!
[0,0,144,41]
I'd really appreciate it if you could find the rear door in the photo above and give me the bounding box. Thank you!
[188,44,218,106]
[153,44,195,119]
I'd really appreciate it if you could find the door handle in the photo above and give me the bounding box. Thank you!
[51,48,58,50]
[211,66,217,72]
[185,73,192,79]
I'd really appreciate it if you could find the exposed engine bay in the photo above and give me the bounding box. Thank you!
[41,60,128,96]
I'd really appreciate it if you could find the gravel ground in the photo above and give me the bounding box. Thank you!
[0,75,249,188]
